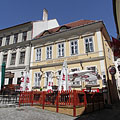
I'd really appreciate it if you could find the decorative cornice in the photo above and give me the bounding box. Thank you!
[0,40,31,52]
[30,56,105,69]
[6,66,25,70]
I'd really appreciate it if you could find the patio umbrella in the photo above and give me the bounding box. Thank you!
[59,61,69,91]
[69,70,93,80]
[69,70,99,88]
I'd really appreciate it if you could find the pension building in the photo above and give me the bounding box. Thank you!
[30,19,114,101]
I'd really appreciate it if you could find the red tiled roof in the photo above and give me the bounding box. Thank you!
[35,20,96,39]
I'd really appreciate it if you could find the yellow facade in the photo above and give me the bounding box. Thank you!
[30,21,114,93]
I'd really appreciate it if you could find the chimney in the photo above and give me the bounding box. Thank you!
[43,8,48,21]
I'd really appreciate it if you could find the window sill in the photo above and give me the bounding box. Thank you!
[86,51,94,54]
[58,56,64,58]
[71,53,78,56]
[43,86,47,89]
[46,58,52,60]
[35,60,41,62]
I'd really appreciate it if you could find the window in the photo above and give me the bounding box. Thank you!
[85,37,94,53]
[13,33,18,44]
[71,68,79,72]
[46,46,52,59]
[34,73,41,87]
[3,54,7,64]
[58,43,64,57]
[87,66,97,73]
[57,70,61,86]
[22,31,27,41]
[87,80,97,85]
[5,36,10,45]
[108,48,111,59]
[45,72,52,87]
[36,48,41,61]
[0,37,2,46]
[19,51,25,64]
[17,78,21,85]
[10,53,16,65]
[70,40,78,55]
[57,70,61,77]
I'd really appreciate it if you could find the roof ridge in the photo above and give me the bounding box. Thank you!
[34,19,98,39]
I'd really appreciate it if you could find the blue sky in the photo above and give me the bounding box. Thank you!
[0,0,116,38]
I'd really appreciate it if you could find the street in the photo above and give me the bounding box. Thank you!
[0,103,120,120]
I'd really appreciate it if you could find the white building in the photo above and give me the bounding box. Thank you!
[0,9,59,91]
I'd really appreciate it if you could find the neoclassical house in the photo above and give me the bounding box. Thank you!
[30,19,116,103]
[0,9,59,91]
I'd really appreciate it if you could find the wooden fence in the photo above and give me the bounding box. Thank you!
[19,90,104,116]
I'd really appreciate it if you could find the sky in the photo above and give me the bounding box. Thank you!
[0,0,117,38]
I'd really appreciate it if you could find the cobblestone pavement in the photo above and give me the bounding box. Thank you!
[1,103,120,120]
[75,103,120,120]
[0,106,76,120]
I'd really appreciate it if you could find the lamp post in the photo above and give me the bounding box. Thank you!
[1,62,6,90]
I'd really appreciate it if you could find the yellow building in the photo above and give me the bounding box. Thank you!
[30,20,115,103]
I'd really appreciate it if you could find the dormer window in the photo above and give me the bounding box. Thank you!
[59,26,70,32]
[42,31,51,36]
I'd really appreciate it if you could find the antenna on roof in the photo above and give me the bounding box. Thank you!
[43,8,48,21]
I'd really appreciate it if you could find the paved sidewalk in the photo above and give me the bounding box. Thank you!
[0,106,76,120]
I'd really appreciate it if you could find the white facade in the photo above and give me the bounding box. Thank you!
[32,19,59,38]
[0,9,59,91]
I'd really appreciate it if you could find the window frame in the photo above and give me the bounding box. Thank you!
[57,70,61,86]
[5,36,10,45]
[19,51,25,64]
[84,36,94,53]
[34,72,41,87]
[44,71,53,87]
[57,42,64,57]
[13,33,18,44]
[70,40,78,55]
[108,48,111,59]
[46,46,52,59]
[3,54,7,64]
[22,31,27,42]
[86,65,97,73]
[10,53,16,65]
[70,68,80,72]
[35,48,41,61]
